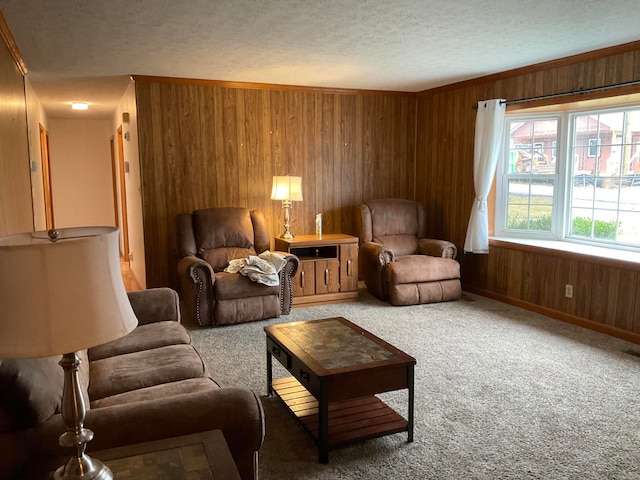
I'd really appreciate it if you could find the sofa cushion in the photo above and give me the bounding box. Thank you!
[88,344,207,401]
[0,356,63,432]
[387,255,461,284]
[214,271,280,300]
[89,321,191,361]
[0,351,91,434]
[91,377,220,408]
[194,208,255,252]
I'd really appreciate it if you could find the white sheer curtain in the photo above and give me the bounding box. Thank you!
[463,99,506,254]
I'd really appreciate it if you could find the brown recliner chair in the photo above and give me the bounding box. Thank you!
[176,207,299,326]
[357,199,461,306]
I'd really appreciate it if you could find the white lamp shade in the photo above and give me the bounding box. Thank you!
[0,227,138,358]
[271,176,303,201]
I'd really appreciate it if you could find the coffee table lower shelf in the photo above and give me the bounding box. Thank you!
[272,376,408,447]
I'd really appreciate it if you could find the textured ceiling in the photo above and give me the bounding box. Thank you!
[2,0,640,119]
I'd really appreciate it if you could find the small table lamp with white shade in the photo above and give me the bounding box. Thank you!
[271,175,303,239]
[0,226,138,480]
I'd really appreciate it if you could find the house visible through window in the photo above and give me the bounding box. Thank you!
[495,103,640,251]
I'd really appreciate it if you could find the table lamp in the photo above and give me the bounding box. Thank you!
[271,175,303,238]
[0,226,138,480]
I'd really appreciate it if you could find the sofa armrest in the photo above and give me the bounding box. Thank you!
[127,288,181,325]
[14,386,264,480]
[418,239,458,259]
[177,255,215,326]
[276,252,299,315]
[359,242,394,301]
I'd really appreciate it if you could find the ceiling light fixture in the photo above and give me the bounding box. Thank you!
[71,102,89,110]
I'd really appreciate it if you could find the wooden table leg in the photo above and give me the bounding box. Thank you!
[407,364,414,442]
[318,379,329,463]
[266,348,273,397]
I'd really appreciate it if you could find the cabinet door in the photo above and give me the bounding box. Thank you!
[315,259,340,294]
[339,243,359,293]
[292,260,315,297]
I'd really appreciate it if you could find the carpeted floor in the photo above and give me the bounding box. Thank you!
[188,290,640,480]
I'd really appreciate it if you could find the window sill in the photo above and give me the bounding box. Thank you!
[489,237,640,270]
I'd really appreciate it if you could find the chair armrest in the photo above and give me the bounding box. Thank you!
[418,239,458,259]
[360,242,395,265]
[359,242,394,300]
[177,255,215,326]
[127,288,181,325]
[276,252,299,315]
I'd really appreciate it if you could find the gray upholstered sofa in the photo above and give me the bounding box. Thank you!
[0,288,264,480]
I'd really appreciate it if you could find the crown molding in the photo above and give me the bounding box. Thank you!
[420,39,640,96]
[131,74,416,97]
[0,10,27,75]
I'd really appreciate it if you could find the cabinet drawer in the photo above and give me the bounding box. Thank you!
[290,355,320,396]
[267,337,292,370]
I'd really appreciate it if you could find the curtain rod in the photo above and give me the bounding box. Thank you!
[472,79,640,108]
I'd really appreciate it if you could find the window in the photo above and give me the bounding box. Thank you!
[587,138,601,157]
[496,104,640,252]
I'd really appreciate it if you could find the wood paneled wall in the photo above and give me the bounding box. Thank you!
[416,41,640,342]
[0,20,31,236]
[135,78,416,288]
[135,42,640,342]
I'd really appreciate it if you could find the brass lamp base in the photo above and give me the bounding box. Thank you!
[54,456,113,480]
[279,201,295,239]
[55,352,114,480]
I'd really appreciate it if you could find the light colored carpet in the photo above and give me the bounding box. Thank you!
[188,290,640,480]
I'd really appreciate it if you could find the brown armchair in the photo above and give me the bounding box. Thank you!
[176,207,299,326]
[357,198,461,306]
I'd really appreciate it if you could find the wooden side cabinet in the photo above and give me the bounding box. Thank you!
[275,234,359,306]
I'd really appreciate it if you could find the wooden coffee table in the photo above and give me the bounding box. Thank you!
[265,317,416,463]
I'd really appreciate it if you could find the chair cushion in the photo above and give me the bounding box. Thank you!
[193,208,255,252]
[215,296,281,325]
[368,198,420,237]
[388,279,461,305]
[386,255,460,284]
[214,271,279,300]
[374,234,418,256]
[201,246,257,272]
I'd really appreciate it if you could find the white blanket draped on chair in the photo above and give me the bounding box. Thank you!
[224,250,287,286]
